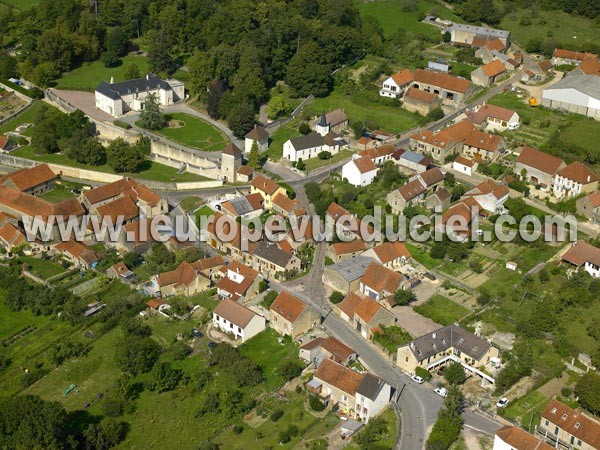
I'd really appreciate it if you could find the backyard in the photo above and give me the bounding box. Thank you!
[413,294,471,326]
[19,255,67,279]
[54,53,150,92]
[144,112,229,152]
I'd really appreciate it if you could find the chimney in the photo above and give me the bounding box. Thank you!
[146,74,149,80]
[110,77,114,84]
[432,332,436,339]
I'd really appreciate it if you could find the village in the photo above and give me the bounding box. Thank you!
[1,2,600,450]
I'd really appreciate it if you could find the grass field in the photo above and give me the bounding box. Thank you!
[39,184,77,203]
[304,86,421,134]
[267,120,301,161]
[502,390,548,426]
[0,298,52,341]
[150,113,229,152]
[499,6,600,47]
[405,242,441,270]
[12,146,208,182]
[54,53,150,92]
[413,294,470,326]
[19,256,67,279]
[304,150,354,171]
[354,0,463,38]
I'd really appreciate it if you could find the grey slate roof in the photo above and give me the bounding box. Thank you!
[226,196,258,216]
[408,324,492,363]
[326,256,375,282]
[356,373,388,401]
[444,23,510,39]
[289,132,325,151]
[96,73,171,99]
[253,242,293,268]
[544,75,600,99]
[401,150,427,164]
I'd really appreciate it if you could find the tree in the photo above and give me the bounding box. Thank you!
[575,371,600,415]
[147,29,176,75]
[444,362,467,385]
[115,335,161,375]
[443,31,451,43]
[318,151,332,160]
[100,50,120,68]
[248,140,260,169]
[267,95,287,119]
[206,79,227,119]
[106,138,146,173]
[296,158,306,171]
[148,362,183,392]
[227,102,255,139]
[330,291,345,304]
[139,94,167,130]
[299,122,311,135]
[394,289,416,306]
[0,395,72,449]
[286,41,332,98]
[171,340,192,360]
[105,26,127,58]
[124,63,141,80]
[0,54,18,79]
[276,361,303,381]
[427,107,444,122]
[84,418,127,450]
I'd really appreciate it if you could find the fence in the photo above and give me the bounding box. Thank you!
[44,89,76,113]
[0,95,35,127]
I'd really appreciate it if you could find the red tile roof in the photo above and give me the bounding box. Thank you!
[216,260,258,297]
[272,192,302,213]
[157,261,202,288]
[314,359,364,396]
[330,239,367,256]
[54,240,98,264]
[270,291,307,324]
[352,156,378,174]
[398,179,426,201]
[584,191,600,208]
[413,69,472,94]
[454,156,476,167]
[372,241,411,264]
[483,38,506,52]
[337,292,365,319]
[517,146,565,175]
[495,426,554,450]
[469,104,516,123]
[0,164,56,192]
[579,55,600,76]
[358,144,395,160]
[354,295,383,323]
[0,222,27,247]
[404,86,437,104]
[553,48,596,62]
[391,68,414,87]
[95,196,139,223]
[557,162,598,185]
[0,186,84,222]
[84,178,161,207]
[561,241,600,267]
[245,124,269,141]
[482,59,506,77]
[361,262,404,294]
[541,398,600,449]
[464,180,509,200]
[251,175,282,195]
[147,298,165,309]
[463,129,504,152]
[213,299,260,328]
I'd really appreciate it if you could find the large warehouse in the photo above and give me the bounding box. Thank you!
[542,75,600,120]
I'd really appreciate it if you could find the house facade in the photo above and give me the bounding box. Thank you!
[515,146,567,191]
[552,162,598,199]
[250,175,287,210]
[212,299,266,343]
[244,125,269,153]
[380,69,414,98]
[561,241,600,278]
[282,132,347,162]
[411,69,475,107]
[537,398,600,450]
[342,156,378,187]
[359,262,406,302]
[576,192,600,224]
[95,73,184,117]
[270,291,319,338]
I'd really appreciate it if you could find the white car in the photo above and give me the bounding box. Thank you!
[411,375,424,384]
[496,397,510,408]
[434,387,448,398]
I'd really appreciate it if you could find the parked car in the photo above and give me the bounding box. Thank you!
[434,387,448,398]
[411,375,424,384]
[191,328,203,338]
[424,272,436,281]
[496,397,510,408]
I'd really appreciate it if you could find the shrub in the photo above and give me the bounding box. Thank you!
[416,366,432,381]
[561,387,572,398]
[261,290,278,309]
[329,291,344,304]
[308,394,326,411]
[299,123,311,135]
[276,361,303,381]
[233,424,244,434]
[270,409,284,422]
[113,120,131,130]
[318,151,331,160]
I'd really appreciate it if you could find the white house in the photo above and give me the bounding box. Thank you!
[493,426,553,450]
[552,162,599,199]
[342,156,378,187]
[212,299,266,342]
[283,132,347,162]
[461,180,509,214]
[244,125,269,153]
[452,156,477,176]
[463,104,520,132]
[95,73,184,117]
[355,373,392,422]
[561,241,600,278]
[380,69,414,98]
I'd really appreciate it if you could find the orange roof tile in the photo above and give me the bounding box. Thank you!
[157,261,201,287]
[337,292,365,318]
[391,68,414,87]
[561,241,600,267]
[413,69,472,93]
[584,191,600,208]
[95,196,139,223]
[251,174,282,195]
[463,129,503,152]
[314,359,364,395]
[553,49,595,62]
[483,38,505,52]
[372,241,410,264]
[517,146,565,175]
[454,156,476,167]
[0,164,56,192]
[352,156,378,174]
[147,298,165,309]
[358,144,395,160]
[495,426,553,450]
[84,178,161,207]
[542,398,600,449]
[331,239,367,256]
[0,222,27,247]
[404,86,437,104]
[482,59,506,77]
[361,262,404,294]
[354,296,383,323]
[557,162,598,185]
[272,192,302,213]
[0,186,84,222]
[54,240,98,264]
[270,291,307,323]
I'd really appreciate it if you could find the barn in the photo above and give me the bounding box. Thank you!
[542,75,600,120]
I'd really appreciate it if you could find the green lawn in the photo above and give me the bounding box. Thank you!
[12,146,209,183]
[354,0,463,38]
[54,53,150,92]
[0,101,47,136]
[240,329,303,391]
[19,256,67,279]
[2,0,38,9]
[304,150,354,171]
[179,196,204,212]
[0,298,52,341]
[499,6,600,47]
[304,86,421,134]
[145,113,229,152]
[413,294,470,326]
[405,242,441,270]
[267,120,301,161]
[39,185,76,203]
[346,406,398,450]
[502,390,548,424]
[373,325,413,353]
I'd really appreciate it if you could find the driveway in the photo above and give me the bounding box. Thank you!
[394,306,440,337]
[47,89,114,122]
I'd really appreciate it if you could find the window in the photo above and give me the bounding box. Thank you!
[554,427,558,435]
[570,436,574,445]
[577,440,582,446]
[342,395,348,402]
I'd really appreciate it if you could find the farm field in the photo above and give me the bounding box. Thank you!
[54,53,150,92]
[150,112,229,152]
[353,0,463,38]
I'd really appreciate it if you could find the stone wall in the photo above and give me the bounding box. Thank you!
[150,140,222,179]
[94,121,141,144]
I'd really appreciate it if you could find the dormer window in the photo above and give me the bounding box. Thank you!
[551,407,557,414]
[574,422,580,429]
[561,413,568,420]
